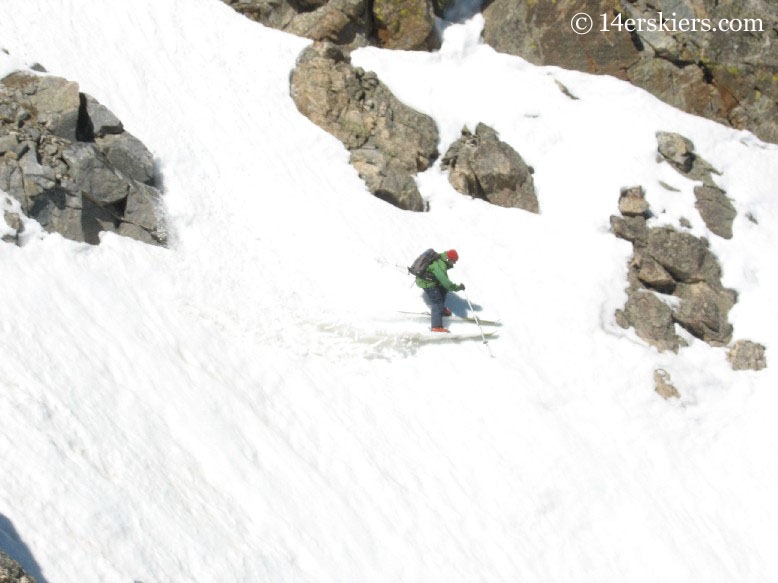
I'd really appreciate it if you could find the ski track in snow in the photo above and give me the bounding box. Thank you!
[1,0,778,582]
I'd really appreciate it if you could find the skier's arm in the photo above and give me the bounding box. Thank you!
[429,261,460,292]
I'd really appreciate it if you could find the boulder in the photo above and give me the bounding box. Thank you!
[441,123,538,213]
[96,132,156,185]
[1,71,165,246]
[635,254,675,293]
[290,42,438,211]
[656,131,697,175]
[654,369,681,400]
[618,186,649,218]
[727,340,767,371]
[673,282,736,346]
[617,290,681,353]
[61,143,130,205]
[693,184,736,239]
[656,131,719,185]
[645,227,720,284]
[84,93,123,137]
[610,214,649,247]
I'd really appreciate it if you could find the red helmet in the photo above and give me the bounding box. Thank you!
[446,249,459,262]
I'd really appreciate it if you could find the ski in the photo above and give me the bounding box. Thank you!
[406,330,498,342]
[398,311,502,326]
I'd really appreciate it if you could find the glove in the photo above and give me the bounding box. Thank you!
[457,283,466,291]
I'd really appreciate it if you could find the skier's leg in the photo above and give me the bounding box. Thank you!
[441,290,451,316]
[425,286,445,328]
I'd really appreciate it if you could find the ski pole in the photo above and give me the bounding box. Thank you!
[464,290,494,358]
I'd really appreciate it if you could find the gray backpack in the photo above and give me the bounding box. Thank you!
[408,248,438,281]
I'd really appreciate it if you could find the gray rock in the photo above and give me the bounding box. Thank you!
[290,42,438,211]
[727,340,767,371]
[618,290,681,353]
[289,0,372,46]
[221,0,443,50]
[656,131,719,185]
[0,550,35,583]
[350,149,427,212]
[96,132,155,185]
[222,0,373,47]
[2,72,81,141]
[1,72,166,246]
[373,0,440,50]
[645,227,720,284]
[656,132,696,174]
[656,132,736,238]
[0,133,27,157]
[618,186,649,218]
[121,182,167,244]
[673,282,736,346]
[693,184,736,239]
[84,93,123,137]
[2,206,22,244]
[610,215,649,247]
[654,369,681,400]
[611,190,737,352]
[61,143,130,205]
[0,160,24,198]
[442,123,538,213]
[19,147,57,199]
[636,255,675,293]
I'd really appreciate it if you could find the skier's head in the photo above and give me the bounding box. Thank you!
[446,249,459,263]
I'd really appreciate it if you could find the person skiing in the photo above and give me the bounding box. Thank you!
[415,249,465,333]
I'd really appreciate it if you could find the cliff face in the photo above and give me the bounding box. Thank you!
[481,0,778,144]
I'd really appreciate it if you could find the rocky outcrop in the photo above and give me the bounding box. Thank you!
[656,132,736,239]
[221,0,442,50]
[481,0,778,144]
[0,71,165,246]
[612,189,737,351]
[0,550,36,583]
[290,42,439,211]
[441,123,539,213]
[727,340,767,371]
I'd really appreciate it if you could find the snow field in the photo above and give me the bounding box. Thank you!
[0,0,777,581]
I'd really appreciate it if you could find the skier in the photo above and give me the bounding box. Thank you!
[415,249,465,333]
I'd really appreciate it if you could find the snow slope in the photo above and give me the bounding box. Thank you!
[1,1,777,581]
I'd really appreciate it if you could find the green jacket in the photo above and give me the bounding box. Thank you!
[416,253,461,291]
